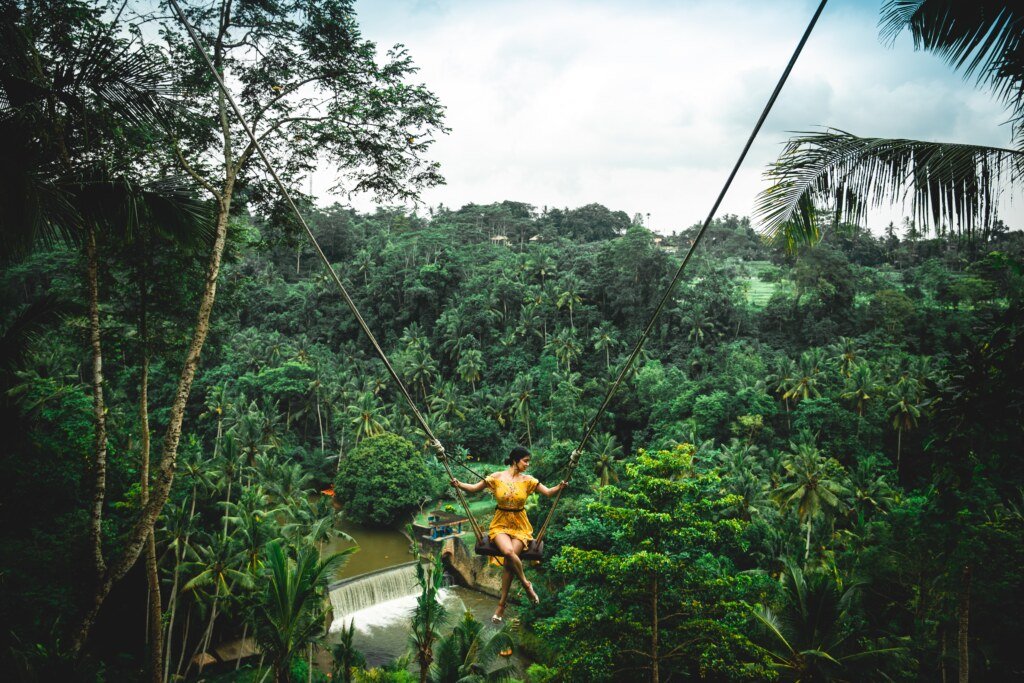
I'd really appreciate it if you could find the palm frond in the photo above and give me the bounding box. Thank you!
[880,1,1024,130]
[755,128,1023,250]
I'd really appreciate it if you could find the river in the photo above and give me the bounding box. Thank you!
[321,520,528,671]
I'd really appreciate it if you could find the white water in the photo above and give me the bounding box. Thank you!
[329,562,456,634]
[329,587,453,634]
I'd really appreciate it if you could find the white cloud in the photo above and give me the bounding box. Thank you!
[307,0,1021,233]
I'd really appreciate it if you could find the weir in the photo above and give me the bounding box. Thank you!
[328,561,421,632]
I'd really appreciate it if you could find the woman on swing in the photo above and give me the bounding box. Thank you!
[450,446,567,623]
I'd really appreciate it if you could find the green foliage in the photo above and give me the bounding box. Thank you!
[253,540,352,682]
[538,445,773,681]
[335,433,434,526]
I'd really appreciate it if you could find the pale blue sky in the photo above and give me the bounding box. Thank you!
[309,0,1021,234]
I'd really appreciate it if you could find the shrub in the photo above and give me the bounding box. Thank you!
[335,433,434,526]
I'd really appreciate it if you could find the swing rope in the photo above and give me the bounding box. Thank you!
[531,0,829,545]
[166,0,489,543]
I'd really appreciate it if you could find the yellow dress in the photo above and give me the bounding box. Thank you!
[485,474,538,545]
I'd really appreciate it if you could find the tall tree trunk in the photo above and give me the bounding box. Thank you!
[175,601,193,679]
[86,227,109,584]
[163,543,182,683]
[316,391,325,452]
[651,573,660,683]
[145,531,162,682]
[804,519,812,562]
[139,268,164,683]
[235,622,249,671]
[958,565,970,683]
[70,187,233,655]
[187,589,220,678]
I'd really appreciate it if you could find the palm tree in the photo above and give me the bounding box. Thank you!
[181,533,253,676]
[546,327,581,372]
[773,440,850,562]
[157,499,201,683]
[886,380,926,470]
[556,278,583,330]
[429,381,467,423]
[829,337,860,378]
[254,540,353,683]
[407,347,439,401]
[782,349,826,405]
[840,362,877,417]
[458,349,485,392]
[682,304,715,347]
[590,432,624,488]
[201,382,233,458]
[591,322,620,370]
[410,554,448,683]
[716,440,771,522]
[750,559,903,681]
[755,2,1024,251]
[331,620,366,683]
[429,611,517,683]
[769,357,799,430]
[347,392,389,444]
[510,376,535,447]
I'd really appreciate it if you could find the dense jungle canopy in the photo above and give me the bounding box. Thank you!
[2,0,1023,682]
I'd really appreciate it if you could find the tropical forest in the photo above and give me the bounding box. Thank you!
[1,1,1022,682]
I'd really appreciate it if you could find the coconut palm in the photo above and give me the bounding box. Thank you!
[253,540,353,683]
[773,439,850,562]
[829,337,860,378]
[458,349,485,392]
[769,356,799,430]
[750,559,903,681]
[841,362,877,417]
[546,327,581,372]
[510,376,535,447]
[181,533,253,676]
[201,382,233,458]
[429,611,518,683]
[348,392,389,444]
[591,322,620,370]
[556,278,583,330]
[157,499,201,683]
[589,432,624,488]
[331,620,366,683]
[410,554,448,683]
[755,2,1024,250]
[782,349,826,404]
[886,380,927,470]
[717,440,771,521]
[429,381,467,423]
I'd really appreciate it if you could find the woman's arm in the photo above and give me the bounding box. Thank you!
[535,480,568,497]
[451,477,489,493]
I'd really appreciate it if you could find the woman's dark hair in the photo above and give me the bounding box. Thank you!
[506,446,531,466]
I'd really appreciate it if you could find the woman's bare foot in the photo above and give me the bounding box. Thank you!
[523,581,540,605]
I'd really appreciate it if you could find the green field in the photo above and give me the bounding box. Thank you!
[738,260,790,307]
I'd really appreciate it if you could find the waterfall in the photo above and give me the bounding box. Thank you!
[329,561,430,633]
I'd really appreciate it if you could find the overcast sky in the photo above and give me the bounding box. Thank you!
[309,0,1021,235]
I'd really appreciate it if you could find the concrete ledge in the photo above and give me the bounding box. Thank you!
[440,536,503,597]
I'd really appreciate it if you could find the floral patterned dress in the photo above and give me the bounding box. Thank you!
[485,474,538,545]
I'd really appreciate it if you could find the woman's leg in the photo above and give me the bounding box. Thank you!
[495,567,513,619]
[492,534,529,589]
[493,535,539,604]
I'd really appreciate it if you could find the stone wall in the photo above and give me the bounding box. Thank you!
[440,536,503,597]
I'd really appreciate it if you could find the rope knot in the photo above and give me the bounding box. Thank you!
[569,449,581,465]
[431,439,446,457]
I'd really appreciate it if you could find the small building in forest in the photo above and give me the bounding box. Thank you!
[423,509,469,541]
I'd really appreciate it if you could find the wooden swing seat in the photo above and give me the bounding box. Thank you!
[474,537,545,562]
